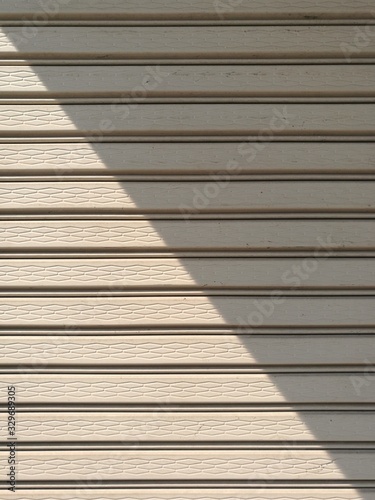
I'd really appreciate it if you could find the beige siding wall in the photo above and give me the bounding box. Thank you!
[0,1,375,498]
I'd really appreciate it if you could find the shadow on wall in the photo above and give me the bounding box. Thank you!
[1,25,375,495]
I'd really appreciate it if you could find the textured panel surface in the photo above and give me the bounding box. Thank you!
[0,258,373,291]
[0,104,373,136]
[1,65,374,96]
[6,411,375,442]
[1,143,374,178]
[1,220,374,255]
[1,491,374,500]
[1,374,373,404]
[1,335,373,366]
[1,27,374,61]
[0,450,374,481]
[0,297,373,327]
[1,181,373,215]
[1,1,374,20]
[1,335,375,366]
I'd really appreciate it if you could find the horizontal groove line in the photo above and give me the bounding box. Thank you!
[3,177,375,182]
[2,22,374,28]
[0,136,375,143]
[2,60,375,66]
[13,409,375,413]
[9,403,375,409]
[0,324,375,335]
[4,100,375,107]
[1,214,375,220]
[2,97,375,103]
[3,55,374,59]
[1,326,375,332]
[12,444,375,452]
[2,254,375,259]
[0,490,373,498]
[1,137,375,143]
[1,291,374,297]
[0,211,374,215]
[2,368,374,375]
[0,23,373,29]
[2,174,375,179]
[0,139,374,143]
[6,480,375,486]
[1,19,375,24]
[0,329,374,335]
[11,410,375,415]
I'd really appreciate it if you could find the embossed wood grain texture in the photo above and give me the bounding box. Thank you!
[2,490,374,500]
[1,65,374,97]
[5,411,375,442]
[1,181,373,215]
[1,220,374,255]
[1,0,374,21]
[0,297,373,328]
[1,27,374,61]
[0,450,374,481]
[1,373,374,404]
[0,104,373,137]
[1,335,374,367]
[1,143,374,179]
[1,258,374,292]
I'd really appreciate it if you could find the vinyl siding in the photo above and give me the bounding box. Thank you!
[0,2,375,499]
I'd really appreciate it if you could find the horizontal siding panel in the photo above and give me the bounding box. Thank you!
[1,3,373,496]
[2,491,374,500]
[0,297,373,328]
[1,143,374,179]
[2,335,374,367]
[0,104,373,137]
[1,450,375,481]
[1,181,374,216]
[1,220,374,255]
[1,27,374,61]
[1,258,374,292]
[1,374,375,403]
[5,411,375,442]
[1,65,374,97]
[1,0,374,21]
